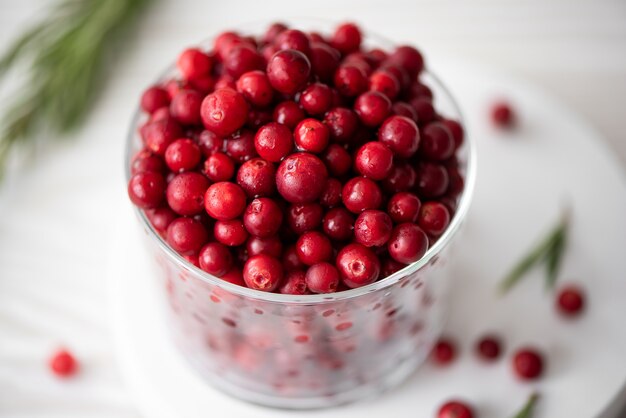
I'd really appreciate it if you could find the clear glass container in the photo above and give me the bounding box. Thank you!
[124,19,476,409]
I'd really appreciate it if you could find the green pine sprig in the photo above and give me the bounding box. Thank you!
[499,209,569,294]
[511,393,539,418]
[0,0,152,175]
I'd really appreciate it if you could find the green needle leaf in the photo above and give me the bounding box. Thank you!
[512,393,539,418]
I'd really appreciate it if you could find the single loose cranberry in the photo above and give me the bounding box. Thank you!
[204,182,247,220]
[323,207,354,241]
[266,49,311,95]
[512,347,544,380]
[197,130,224,156]
[421,122,455,161]
[201,89,249,137]
[387,192,421,223]
[334,65,368,97]
[221,267,246,286]
[299,83,333,115]
[275,29,311,56]
[177,48,212,80]
[416,162,449,198]
[141,86,170,114]
[354,141,394,180]
[491,101,515,127]
[263,22,288,44]
[336,243,380,288]
[166,217,208,254]
[198,242,233,277]
[294,118,330,153]
[214,219,248,246]
[432,338,456,365]
[165,138,202,172]
[392,101,418,122]
[246,235,283,258]
[287,203,323,234]
[369,70,400,100]
[442,119,464,149]
[279,270,309,295]
[320,178,342,207]
[236,70,274,108]
[321,144,352,176]
[224,44,263,79]
[143,118,183,156]
[49,349,78,377]
[128,171,166,209]
[437,401,474,418]
[243,254,283,292]
[273,100,305,128]
[166,172,210,215]
[283,244,306,271]
[310,42,340,82]
[276,152,328,203]
[331,22,362,54]
[131,150,165,175]
[342,176,382,213]
[226,129,258,163]
[411,97,435,123]
[387,223,429,263]
[386,45,424,78]
[354,91,391,127]
[254,122,293,162]
[237,158,276,197]
[296,231,333,265]
[378,115,420,158]
[169,89,202,125]
[203,152,235,182]
[556,285,585,316]
[146,206,177,234]
[418,201,450,236]
[354,210,393,247]
[243,198,283,238]
[306,262,340,293]
[476,335,502,361]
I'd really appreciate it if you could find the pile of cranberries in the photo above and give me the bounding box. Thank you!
[128,22,464,295]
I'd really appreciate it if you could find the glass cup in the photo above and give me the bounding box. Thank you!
[124,19,476,409]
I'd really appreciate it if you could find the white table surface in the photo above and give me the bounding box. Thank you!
[0,1,625,417]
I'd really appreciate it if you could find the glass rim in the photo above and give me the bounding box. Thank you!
[124,21,477,305]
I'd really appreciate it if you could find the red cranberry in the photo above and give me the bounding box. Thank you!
[437,401,474,418]
[246,235,283,258]
[334,65,368,97]
[294,118,329,153]
[203,152,235,182]
[254,122,293,162]
[146,206,177,233]
[343,52,373,75]
[336,243,380,288]
[273,100,305,128]
[387,223,429,263]
[354,210,393,247]
[215,74,237,90]
[310,43,340,82]
[380,63,410,89]
[418,201,450,236]
[381,257,406,277]
[378,115,420,158]
[276,152,328,203]
[167,217,208,254]
[369,70,400,100]
[141,86,170,114]
[296,231,333,265]
[320,178,342,207]
[445,163,464,197]
[409,82,433,100]
[243,254,283,292]
[442,119,464,149]
[214,219,248,246]
[421,122,455,161]
[283,244,306,271]
[166,172,210,215]
[432,338,456,365]
[49,349,78,377]
[368,48,388,63]
[416,162,449,198]
[221,267,246,286]
[198,242,233,277]
[331,22,361,54]
[266,49,311,95]
[323,108,358,144]
[287,203,323,234]
[236,158,276,197]
[177,48,212,80]
[386,45,424,78]
[225,129,257,163]
[299,83,333,115]
[169,89,202,125]
[323,207,354,241]
[512,347,544,380]
[189,75,215,94]
[201,89,249,137]
[236,70,274,108]
[556,285,585,316]
[204,182,247,220]
[128,171,166,209]
[476,335,502,361]
[388,192,421,223]
[354,141,394,180]
[243,198,283,238]
[131,150,165,175]
[306,262,340,293]
[275,29,311,56]
[392,101,418,122]
[165,138,202,172]
[263,22,288,44]
[279,270,309,295]
[411,97,435,123]
[143,118,183,156]
[321,144,352,176]
[247,108,273,129]
[197,130,224,156]
[491,101,515,127]
[224,44,263,79]
[342,176,382,213]
[354,91,391,127]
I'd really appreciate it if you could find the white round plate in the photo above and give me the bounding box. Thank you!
[107,58,626,418]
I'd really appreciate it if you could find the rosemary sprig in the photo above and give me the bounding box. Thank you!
[0,0,152,175]
[499,209,569,294]
[511,393,539,418]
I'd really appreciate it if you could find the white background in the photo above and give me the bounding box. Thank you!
[0,0,625,417]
